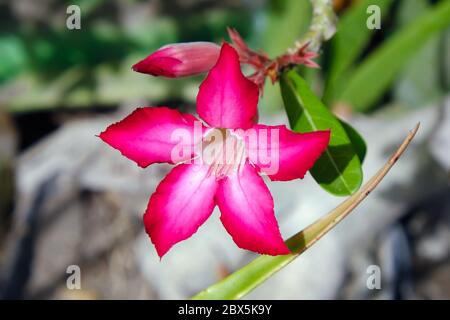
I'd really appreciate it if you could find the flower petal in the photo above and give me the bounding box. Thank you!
[245,125,330,181]
[144,164,218,257]
[196,42,259,129]
[215,163,289,255]
[99,107,202,168]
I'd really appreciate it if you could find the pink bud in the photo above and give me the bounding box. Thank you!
[132,42,220,78]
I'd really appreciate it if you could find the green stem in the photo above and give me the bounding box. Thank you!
[289,0,337,53]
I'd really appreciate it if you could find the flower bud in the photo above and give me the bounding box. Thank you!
[132,42,220,78]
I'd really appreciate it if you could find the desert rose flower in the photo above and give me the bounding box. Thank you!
[100,43,330,257]
[132,42,220,78]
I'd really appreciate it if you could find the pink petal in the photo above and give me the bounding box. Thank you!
[144,164,218,257]
[99,107,202,168]
[245,125,330,181]
[197,42,259,129]
[215,163,289,255]
[132,42,220,78]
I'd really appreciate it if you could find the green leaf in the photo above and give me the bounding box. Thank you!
[191,124,419,300]
[337,0,450,111]
[340,119,366,163]
[280,70,363,196]
[323,0,394,104]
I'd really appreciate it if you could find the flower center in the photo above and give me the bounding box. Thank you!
[198,128,246,179]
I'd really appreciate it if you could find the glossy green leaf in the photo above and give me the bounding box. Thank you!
[192,124,419,300]
[280,70,363,196]
[258,0,312,113]
[337,0,450,111]
[323,0,394,104]
[340,119,366,163]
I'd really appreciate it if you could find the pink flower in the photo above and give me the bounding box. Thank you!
[100,43,330,257]
[132,42,220,78]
